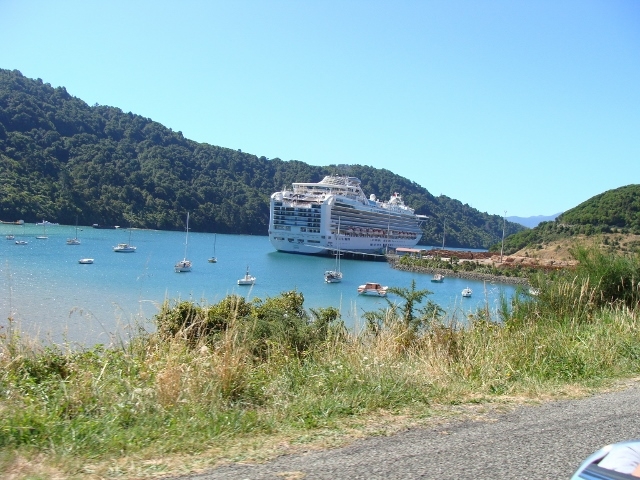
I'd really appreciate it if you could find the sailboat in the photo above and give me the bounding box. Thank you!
[237,265,256,285]
[324,218,343,283]
[113,229,136,252]
[175,212,192,272]
[208,233,217,263]
[66,216,81,245]
[35,219,48,239]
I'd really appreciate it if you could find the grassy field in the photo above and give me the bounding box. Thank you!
[2,246,640,479]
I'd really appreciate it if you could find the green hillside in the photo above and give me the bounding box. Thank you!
[0,69,524,248]
[495,184,640,254]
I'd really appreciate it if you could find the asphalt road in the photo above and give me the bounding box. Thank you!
[171,381,640,480]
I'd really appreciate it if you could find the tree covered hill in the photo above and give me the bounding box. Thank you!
[495,184,640,254]
[0,68,523,248]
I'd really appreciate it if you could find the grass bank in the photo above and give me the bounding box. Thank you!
[2,247,640,479]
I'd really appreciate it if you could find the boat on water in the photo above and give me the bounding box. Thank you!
[93,224,119,229]
[208,233,217,263]
[113,230,136,252]
[431,274,445,283]
[15,240,28,245]
[268,175,428,256]
[237,266,256,285]
[462,287,472,297]
[6,234,14,240]
[67,216,81,245]
[78,258,94,264]
[324,217,343,283]
[357,282,388,296]
[0,219,24,225]
[174,213,192,273]
[35,219,48,239]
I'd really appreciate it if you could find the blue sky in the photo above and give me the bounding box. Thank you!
[1,1,638,217]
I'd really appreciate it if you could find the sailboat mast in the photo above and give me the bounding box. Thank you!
[184,212,189,259]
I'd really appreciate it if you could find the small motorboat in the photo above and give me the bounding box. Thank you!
[461,287,472,297]
[357,282,388,296]
[78,258,94,264]
[15,240,28,245]
[6,234,14,240]
[237,266,256,285]
[431,274,444,283]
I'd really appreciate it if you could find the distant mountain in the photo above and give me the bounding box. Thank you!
[0,68,525,249]
[507,213,562,229]
[495,185,640,254]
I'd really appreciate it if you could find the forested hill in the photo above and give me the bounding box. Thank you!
[0,69,524,248]
[496,184,640,254]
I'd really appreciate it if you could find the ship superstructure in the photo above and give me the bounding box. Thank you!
[269,175,427,255]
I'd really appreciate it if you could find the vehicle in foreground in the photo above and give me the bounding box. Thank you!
[269,175,427,256]
[572,439,640,479]
[357,282,388,296]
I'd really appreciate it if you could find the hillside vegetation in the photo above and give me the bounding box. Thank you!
[494,184,640,255]
[0,68,523,248]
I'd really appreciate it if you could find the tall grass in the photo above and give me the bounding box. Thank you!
[2,247,640,477]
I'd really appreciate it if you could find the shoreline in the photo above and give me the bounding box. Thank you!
[387,258,531,286]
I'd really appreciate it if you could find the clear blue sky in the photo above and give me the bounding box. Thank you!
[1,1,638,217]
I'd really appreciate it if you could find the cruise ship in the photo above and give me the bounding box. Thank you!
[269,175,428,256]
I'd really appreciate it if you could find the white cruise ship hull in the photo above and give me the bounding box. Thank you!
[268,175,426,256]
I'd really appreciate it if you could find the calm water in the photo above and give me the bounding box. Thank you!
[0,223,516,345]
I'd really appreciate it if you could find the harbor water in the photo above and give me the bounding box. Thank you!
[0,223,517,346]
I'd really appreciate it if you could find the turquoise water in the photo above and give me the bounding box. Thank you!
[0,223,516,345]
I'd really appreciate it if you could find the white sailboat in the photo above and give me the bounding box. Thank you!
[237,265,256,285]
[35,219,48,239]
[113,229,136,252]
[208,233,217,263]
[67,216,81,245]
[324,218,343,283]
[175,212,192,272]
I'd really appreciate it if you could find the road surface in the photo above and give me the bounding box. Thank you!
[171,381,640,479]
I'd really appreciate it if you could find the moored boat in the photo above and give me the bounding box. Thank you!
[67,216,81,245]
[462,287,472,297]
[114,230,136,252]
[78,258,94,264]
[357,282,388,296]
[237,266,256,285]
[431,274,444,283]
[174,213,192,272]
